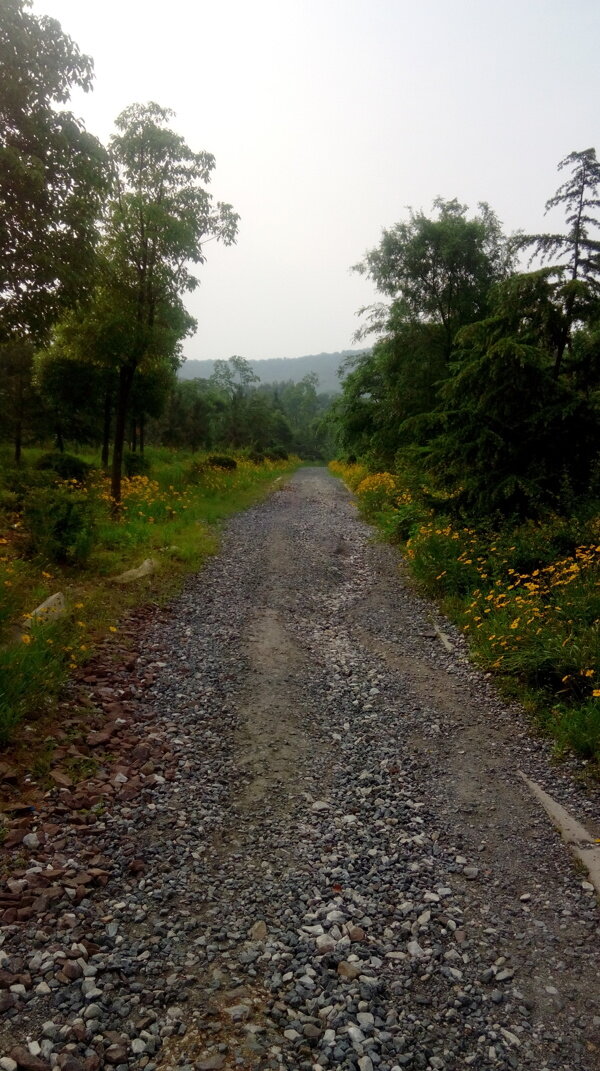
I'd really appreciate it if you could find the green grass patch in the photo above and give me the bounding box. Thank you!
[0,448,299,744]
[330,459,600,767]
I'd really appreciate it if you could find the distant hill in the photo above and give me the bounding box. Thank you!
[178,350,367,394]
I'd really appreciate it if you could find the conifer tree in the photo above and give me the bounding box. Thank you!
[520,148,600,376]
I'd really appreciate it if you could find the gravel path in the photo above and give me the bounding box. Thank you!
[1,467,599,1071]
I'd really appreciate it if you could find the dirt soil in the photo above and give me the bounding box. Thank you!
[0,467,598,1071]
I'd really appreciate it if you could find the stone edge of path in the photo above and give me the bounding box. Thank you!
[519,770,600,896]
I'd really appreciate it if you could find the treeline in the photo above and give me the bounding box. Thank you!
[178,351,357,394]
[0,1,240,501]
[334,152,600,522]
[1,346,335,468]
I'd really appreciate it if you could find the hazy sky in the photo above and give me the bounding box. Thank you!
[31,0,600,362]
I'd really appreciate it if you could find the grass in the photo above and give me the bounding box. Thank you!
[330,459,600,767]
[0,446,299,744]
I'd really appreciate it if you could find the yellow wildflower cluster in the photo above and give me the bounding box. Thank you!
[461,542,600,694]
[328,461,369,491]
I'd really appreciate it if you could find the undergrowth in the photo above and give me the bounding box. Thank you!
[329,460,600,766]
[0,448,299,743]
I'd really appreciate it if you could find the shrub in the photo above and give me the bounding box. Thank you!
[248,451,266,464]
[124,451,151,476]
[186,459,208,484]
[406,521,482,597]
[207,454,237,470]
[379,500,425,542]
[24,485,97,564]
[4,465,56,508]
[356,472,399,519]
[36,452,92,482]
[266,446,288,461]
[552,699,600,760]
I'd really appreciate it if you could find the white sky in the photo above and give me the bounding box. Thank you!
[31,0,600,362]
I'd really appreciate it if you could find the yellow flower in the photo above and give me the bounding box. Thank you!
[592,689,600,698]
[21,633,32,644]
[509,618,520,630]
[109,626,117,633]
[74,602,84,609]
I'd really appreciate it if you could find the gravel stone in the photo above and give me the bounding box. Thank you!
[0,469,598,1071]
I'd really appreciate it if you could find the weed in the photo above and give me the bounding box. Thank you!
[330,459,600,765]
[0,448,299,744]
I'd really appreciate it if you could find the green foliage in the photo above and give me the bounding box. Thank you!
[353,198,513,356]
[24,484,97,563]
[123,451,151,477]
[551,700,600,760]
[429,270,600,519]
[0,0,110,342]
[520,148,600,286]
[207,454,237,470]
[378,500,424,542]
[36,451,92,482]
[266,446,289,461]
[0,624,67,743]
[0,447,300,742]
[336,157,600,521]
[331,457,600,763]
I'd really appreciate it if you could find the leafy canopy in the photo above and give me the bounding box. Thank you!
[520,148,600,286]
[353,198,513,355]
[0,0,110,341]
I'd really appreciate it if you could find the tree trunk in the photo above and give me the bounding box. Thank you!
[14,418,22,465]
[101,388,112,470]
[130,419,137,452]
[55,425,64,453]
[139,413,145,455]
[553,290,576,380]
[14,371,23,464]
[111,364,135,508]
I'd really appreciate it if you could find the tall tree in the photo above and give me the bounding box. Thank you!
[520,148,600,376]
[430,270,600,518]
[353,199,513,360]
[0,339,40,461]
[0,0,110,342]
[103,102,239,503]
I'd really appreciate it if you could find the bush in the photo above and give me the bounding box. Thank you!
[207,454,237,470]
[552,700,600,760]
[379,500,425,542]
[36,452,92,482]
[406,521,482,597]
[248,451,266,464]
[186,459,208,484]
[124,451,151,476]
[3,465,57,508]
[24,485,97,564]
[356,472,399,519]
[266,446,289,461]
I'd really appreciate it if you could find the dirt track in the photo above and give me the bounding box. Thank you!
[1,467,599,1071]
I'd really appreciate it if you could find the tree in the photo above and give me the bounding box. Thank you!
[429,270,600,518]
[0,0,110,342]
[209,356,259,447]
[353,199,513,360]
[0,339,41,462]
[103,102,239,503]
[35,349,110,451]
[520,148,600,376]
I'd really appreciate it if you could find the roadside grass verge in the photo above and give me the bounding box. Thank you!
[329,460,600,766]
[0,448,299,744]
